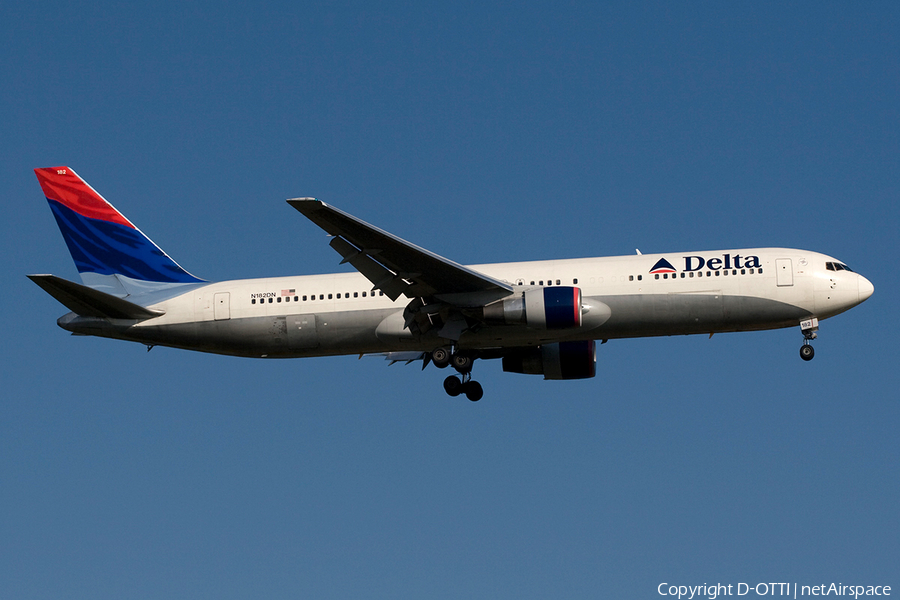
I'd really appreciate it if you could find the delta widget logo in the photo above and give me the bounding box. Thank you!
[649,258,677,274]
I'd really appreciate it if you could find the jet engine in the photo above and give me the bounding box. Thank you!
[501,340,596,380]
[483,287,583,330]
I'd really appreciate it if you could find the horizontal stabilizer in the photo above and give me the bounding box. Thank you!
[27,274,164,320]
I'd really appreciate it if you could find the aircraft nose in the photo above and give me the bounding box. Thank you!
[858,274,874,303]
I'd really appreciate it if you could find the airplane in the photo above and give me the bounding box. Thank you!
[30,166,874,401]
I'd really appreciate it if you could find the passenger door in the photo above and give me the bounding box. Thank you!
[214,292,230,320]
[776,259,793,287]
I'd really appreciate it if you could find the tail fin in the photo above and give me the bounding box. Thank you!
[34,167,203,295]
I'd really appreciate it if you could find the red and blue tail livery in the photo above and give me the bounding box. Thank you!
[35,167,202,288]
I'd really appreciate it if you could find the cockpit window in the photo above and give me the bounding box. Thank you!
[826,262,854,272]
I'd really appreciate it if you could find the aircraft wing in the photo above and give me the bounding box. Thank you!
[288,199,513,306]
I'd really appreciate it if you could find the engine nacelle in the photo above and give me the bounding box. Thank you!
[484,287,583,330]
[501,340,596,380]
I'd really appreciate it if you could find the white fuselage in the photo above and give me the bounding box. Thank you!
[58,247,873,358]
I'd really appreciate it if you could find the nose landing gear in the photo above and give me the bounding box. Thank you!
[799,317,818,362]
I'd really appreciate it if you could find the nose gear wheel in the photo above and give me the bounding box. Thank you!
[800,343,815,361]
[799,317,818,361]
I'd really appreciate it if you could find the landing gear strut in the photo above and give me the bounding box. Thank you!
[434,347,483,401]
[799,317,818,362]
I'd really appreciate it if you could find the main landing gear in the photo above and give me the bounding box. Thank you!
[432,347,483,401]
[799,317,818,362]
[443,373,484,401]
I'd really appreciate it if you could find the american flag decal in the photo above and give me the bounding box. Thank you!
[281,289,295,296]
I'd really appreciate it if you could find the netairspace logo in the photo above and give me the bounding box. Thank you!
[657,582,892,599]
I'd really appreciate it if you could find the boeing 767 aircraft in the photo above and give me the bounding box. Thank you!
[30,167,874,400]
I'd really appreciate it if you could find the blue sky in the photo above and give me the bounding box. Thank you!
[2,2,898,598]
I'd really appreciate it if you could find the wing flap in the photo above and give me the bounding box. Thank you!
[28,274,164,320]
[329,235,408,301]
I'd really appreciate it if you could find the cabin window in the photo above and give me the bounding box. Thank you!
[655,274,660,280]
[573,278,578,284]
